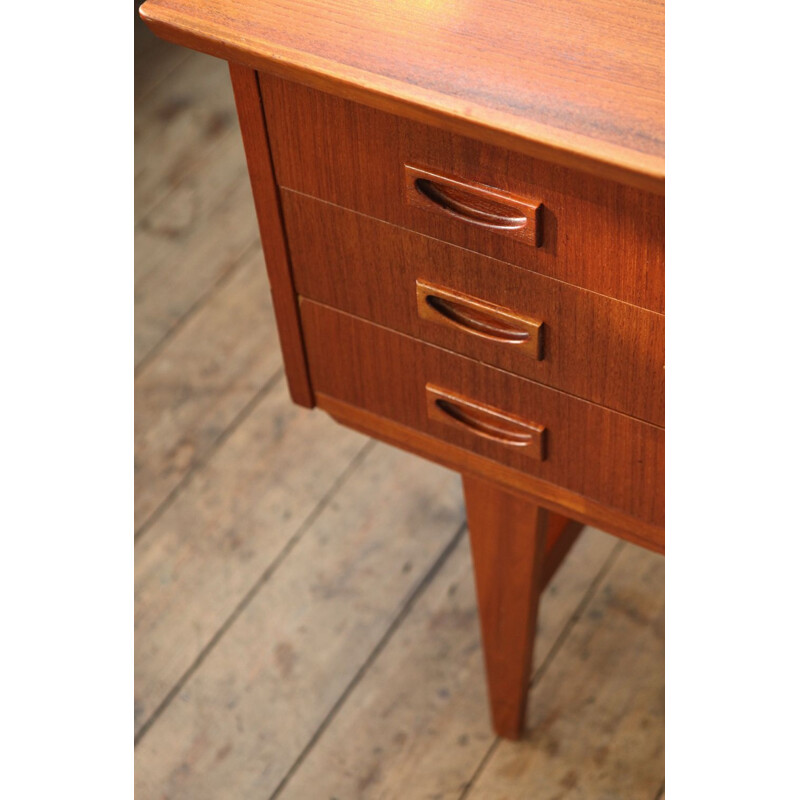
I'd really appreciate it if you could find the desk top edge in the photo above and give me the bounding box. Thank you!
[139,0,665,194]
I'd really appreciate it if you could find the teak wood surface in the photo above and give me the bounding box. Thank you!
[139,0,665,192]
[262,75,665,312]
[135,23,663,794]
[300,300,664,529]
[138,0,664,759]
[463,475,549,740]
[463,476,584,739]
[284,191,665,424]
[227,64,314,408]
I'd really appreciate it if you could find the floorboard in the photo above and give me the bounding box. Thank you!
[275,530,621,800]
[134,128,259,367]
[134,245,278,531]
[135,445,465,798]
[134,377,368,736]
[135,49,239,226]
[464,544,665,800]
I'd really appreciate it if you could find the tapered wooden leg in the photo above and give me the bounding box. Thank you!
[463,474,551,740]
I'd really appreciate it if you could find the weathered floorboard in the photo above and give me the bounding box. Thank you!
[134,246,280,531]
[277,529,620,800]
[134,129,260,367]
[135,50,239,225]
[134,125,253,286]
[466,544,665,799]
[135,444,465,798]
[134,377,368,735]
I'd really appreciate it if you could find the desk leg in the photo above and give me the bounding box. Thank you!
[463,474,555,740]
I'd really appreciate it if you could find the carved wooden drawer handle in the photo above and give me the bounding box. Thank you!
[426,384,546,460]
[405,165,541,246]
[415,180,527,229]
[416,280,543,359]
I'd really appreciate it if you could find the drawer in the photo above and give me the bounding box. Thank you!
[285,192,664,426]
[262,74,665,313]
[300,300,664,526]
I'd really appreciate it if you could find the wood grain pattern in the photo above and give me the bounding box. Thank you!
[135,127,251,286]
[405,164,542,248]
[136,444,464,797]
[427,385,547,461]
[417,279,544,362]
[276,530,623,799]
[264,77,664,311]
[541,515,585,589]
[134,35,664,787]
[135,56,259,367]
[228,64,314,407]
[469,542,664,799]
[463,475,549,739]
[139,0,664,192]
[284,191,665,423]
[318,392,663,552]
[134,247,280,531]
[301,300,665,527]
[134,376,366,735]
[135,50,238,225]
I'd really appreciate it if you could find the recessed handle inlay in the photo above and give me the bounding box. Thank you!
[405,165,542,246]
[414,180,527,229]
[425,384,546,460]
[416,280,543,359]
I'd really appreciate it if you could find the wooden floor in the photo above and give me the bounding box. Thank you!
[135,17,665,800]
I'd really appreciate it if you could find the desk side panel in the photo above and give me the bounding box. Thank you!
[229,63,314,407]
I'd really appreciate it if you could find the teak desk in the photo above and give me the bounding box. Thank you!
[140,0,665,740]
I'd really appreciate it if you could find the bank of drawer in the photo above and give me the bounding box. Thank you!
[300,301,664,526]
[261,74,664,313]
[286,192,664,425]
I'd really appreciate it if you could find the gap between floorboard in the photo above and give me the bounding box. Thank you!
[134,366,283,542]
[269,522,469,800]
[134,237,261,377]
[135,53,241,227]
[134,438,377,745]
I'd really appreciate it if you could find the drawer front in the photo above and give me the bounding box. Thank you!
[300,300,664,526]
[285,192,665,426]
[262,74,665,313]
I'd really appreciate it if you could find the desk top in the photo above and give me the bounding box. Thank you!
[140,0,664,193]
